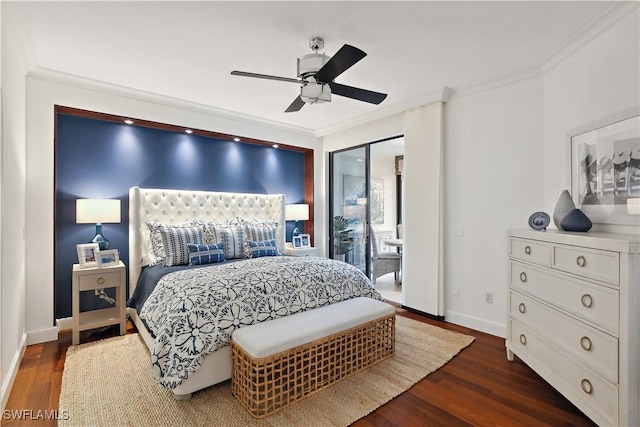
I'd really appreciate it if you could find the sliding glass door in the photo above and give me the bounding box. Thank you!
[329,146,370,275]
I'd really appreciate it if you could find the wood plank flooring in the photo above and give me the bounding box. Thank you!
[4,306,596,426]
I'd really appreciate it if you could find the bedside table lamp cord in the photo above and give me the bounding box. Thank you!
[96,288,115,305]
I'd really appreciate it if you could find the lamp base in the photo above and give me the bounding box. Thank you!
[91,223,110,250]
[292,221,301,237]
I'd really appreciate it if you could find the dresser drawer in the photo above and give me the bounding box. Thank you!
[510,238,550,267]
[510,262,619,334]
[510,290,618,382]
[552,244,619,285]
[509,320,618,426]
[78,271,122,291]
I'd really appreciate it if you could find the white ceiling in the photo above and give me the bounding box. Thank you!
[11,1,615,135]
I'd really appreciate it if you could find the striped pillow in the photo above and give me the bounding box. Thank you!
[158,225,205,266]
[244,224,278,257]
[187,243,225,265]
[146,221,197,266]
[246,239,279,258]
[219,226,246,259]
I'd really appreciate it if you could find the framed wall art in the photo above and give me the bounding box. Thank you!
[570,109,640,226]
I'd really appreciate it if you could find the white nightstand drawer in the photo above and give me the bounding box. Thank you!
[78,271,122,291]
[510,290,618,382]
[285,247,318,257]
[510,262,619,334]
[509,320,618,426]
[510,238,550,267]
[552,244,619,285]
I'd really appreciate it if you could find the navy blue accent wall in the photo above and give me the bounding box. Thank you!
[55,114,305,319]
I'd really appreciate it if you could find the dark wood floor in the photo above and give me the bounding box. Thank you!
[4,306,596,426]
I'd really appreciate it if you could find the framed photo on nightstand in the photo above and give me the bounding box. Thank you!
[76,243,99,268]
[96,249,120,268]
[292,236,302,248]
[300,234,310,247]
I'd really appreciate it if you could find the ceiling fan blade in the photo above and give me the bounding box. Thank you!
[329,82,387,104]
[314,44,366,83]
[285,96,305,113]
[231,71,301,84]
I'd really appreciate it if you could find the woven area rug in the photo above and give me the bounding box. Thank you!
[59,316,474,427]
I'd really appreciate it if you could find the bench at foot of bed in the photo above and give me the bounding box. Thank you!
[230,297,396,418]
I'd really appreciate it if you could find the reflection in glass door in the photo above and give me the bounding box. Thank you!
[329,146,369,275]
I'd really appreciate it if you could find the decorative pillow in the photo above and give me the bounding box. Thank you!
[219,226,246,259]
[146,221,198,266]
[187,243,225,266]
[196,220,226,245]
[245,239,279,258]
[244,224,279,257]
[158,225,205,266]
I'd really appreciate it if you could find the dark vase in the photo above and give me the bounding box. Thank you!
[560,208,592,232]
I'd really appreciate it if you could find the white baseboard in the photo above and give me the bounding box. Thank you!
[56,317,72,331]
[26,327,58,345]
[445,310,506,338]
[1,333,27,412]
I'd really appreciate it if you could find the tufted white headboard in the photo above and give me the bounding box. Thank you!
[128,186,286,297]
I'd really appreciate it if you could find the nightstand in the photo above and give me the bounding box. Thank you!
[72,260,126,345]
[285,247,318,257]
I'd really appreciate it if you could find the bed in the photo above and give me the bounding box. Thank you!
[126,186,383,398]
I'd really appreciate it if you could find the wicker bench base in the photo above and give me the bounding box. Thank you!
[231,313,395,418]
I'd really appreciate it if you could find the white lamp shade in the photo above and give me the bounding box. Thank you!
[285,204,309,221]
[76,199,121,224]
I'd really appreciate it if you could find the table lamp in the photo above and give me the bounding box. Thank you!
[285,204,309,238]
[76,199,121,250]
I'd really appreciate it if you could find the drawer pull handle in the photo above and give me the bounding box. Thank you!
[519,334,527,345]
[524,245,531,255]
[581,379,593,395]
[519,272,527,282]
[581,294,593,308]
[576,256,586,267]
[97,277,105,285]
[580,336,593,351]
[518,303,526,314]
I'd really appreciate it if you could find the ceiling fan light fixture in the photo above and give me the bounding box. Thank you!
[298,53,329,78]
[301,82,331,104]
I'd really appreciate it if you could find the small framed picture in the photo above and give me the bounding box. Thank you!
[300,234,311,247]
[96,249,120,268]
[76,243,100,268]
[292,236,302,248]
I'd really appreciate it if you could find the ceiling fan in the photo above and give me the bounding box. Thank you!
[231,37,387,113]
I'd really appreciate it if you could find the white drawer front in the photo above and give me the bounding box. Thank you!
[510,262,619,334]
[552,244,619,285]
[509,290,618,383]
[510,238,550,267]
[78,271,121,291]
[509,320,618,426]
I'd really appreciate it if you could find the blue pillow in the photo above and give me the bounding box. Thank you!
[246,239,279,258]
[158,225,205,266]
[220,226,246,259]
[188,243,226,265]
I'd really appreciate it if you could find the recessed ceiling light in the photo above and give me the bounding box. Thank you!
[272,144,279,148]
[233,137,241,142]
[185,129,193,134]
[124,119,134,125]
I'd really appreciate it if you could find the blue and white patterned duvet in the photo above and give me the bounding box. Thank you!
[139,256,383,389]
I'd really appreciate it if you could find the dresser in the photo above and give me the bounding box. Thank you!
[506,229,639,426]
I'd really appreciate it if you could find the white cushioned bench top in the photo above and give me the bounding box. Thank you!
[232,297,395,358]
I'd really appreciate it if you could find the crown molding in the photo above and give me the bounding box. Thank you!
[538,1,639,74]
[449,65,543,100]
[27,68,318,139]
[315,87,451,137]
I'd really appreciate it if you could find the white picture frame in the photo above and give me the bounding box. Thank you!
[76,243,100,268]
[96,249,120,268]
[300,234,311,247]
[292,236,302,248]
[570,110,640,226]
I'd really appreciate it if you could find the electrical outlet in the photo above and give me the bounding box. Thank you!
[485,292,493,303]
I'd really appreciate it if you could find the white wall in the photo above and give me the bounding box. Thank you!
[444,76,544,336]
[24,72,322,343]
[1,5,28,410]
[543,11,640,236]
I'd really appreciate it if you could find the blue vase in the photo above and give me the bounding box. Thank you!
[560,209,592,232]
